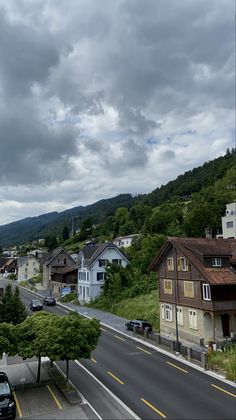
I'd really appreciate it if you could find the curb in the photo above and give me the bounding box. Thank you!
[19,284,236,388]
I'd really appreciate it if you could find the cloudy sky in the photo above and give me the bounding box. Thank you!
[0,0,234,225]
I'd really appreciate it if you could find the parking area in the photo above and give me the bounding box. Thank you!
[14,383,66,418]
[0,357,98,419]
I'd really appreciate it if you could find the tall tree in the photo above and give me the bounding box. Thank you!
[0,284,27,325]
[61,225,70,241]
[45,234,58,251]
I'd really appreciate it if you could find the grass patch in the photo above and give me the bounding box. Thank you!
[110,290,159,331]
[207,345,236,381]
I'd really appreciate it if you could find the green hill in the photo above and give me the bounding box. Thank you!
[0,150,235,247]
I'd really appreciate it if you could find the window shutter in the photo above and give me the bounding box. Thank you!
[169,305,173,322]
[177,258,181,271]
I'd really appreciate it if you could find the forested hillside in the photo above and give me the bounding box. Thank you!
[0,150,235,247]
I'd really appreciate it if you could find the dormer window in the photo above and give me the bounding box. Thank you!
[212,257,222,267]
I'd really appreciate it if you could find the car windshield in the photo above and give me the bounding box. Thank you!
[46,297,54,301]
[0,382,10,396]
[32,300,41,305]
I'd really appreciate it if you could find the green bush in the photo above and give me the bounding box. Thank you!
[60,292,77,303]
[207,344,236,381]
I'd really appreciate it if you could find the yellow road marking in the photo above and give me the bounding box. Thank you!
[47,385,63,409]
[91,357,97,363]
[141,398,166,418]
[211,384,236,398]
[107,371,124,385]
[13,391,23,418]
[166,361,188,373]
[136,346,152,355]
[114,334,126,342]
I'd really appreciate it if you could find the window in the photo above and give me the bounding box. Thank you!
[177,306,183,326]
[112,259,122,265]
[202,283,211,301]
[99,259,107,267]
[64,258,67,264]
[79,286,82,294]
[87,272,89,281]
[86,287,90,297]
[177,257,189,271]
[212,257,222,267]
[184,281,194,298]
[97,272,106,281]
[226,221,234,228]
[161,304,173,322]
[167,257,174,271]
[164,279,173,294]
[189,309,197,329]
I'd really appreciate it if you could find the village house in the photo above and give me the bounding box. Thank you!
[0,258,17,277]
[78,242,129,304]
[51,265,78,296]
[113,234,141,248]
[42,247,75,290]
[17,255,40,282]
[149,237,236,348]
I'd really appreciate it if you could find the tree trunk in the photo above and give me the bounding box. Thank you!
[37,355,41,383]
[66,359,69,387]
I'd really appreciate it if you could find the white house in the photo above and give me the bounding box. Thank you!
[78,242,130,303]
[113,234,141,248]
[17,255,40,282]
[221,202,236,239]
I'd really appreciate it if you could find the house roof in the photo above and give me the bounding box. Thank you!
[149,237,236,285]
[18,255,39,267]
[81,242,129,267]
[44,247,74,266]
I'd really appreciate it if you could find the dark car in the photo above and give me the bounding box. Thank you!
[42,296,56,306]
[0,372,16,419]
[29,299,43,311]
[125,319,153,333]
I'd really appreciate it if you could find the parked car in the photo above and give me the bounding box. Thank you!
[42,296,56,306]
[29,299,43,311]
[0,372,16,419]
[125,319,153,333]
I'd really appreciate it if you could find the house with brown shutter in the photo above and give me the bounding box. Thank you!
[149,237,236,347]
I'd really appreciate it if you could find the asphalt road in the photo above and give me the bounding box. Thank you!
[2,280,236,419]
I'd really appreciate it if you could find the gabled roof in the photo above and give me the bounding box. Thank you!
[149,237,236,285]
[44,247,74,266]
[18,255,40,267]
[81,242,129,267]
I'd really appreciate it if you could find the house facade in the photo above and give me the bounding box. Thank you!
[221,202,236,239]
[0,258,17,276]
[78,242,129,303]
[17,255,40,282]
[150,237,236,347]
[51,266,78,296]
[113,234,141,248]
[42,247,75,290]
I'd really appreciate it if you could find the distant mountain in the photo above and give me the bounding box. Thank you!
[0,151,235,247]
[0,194,138,247]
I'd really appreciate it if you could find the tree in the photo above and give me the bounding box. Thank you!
[16,312,55,382]
[0,323,17,357]
[61,225,70,241]
[45,234,58,251]
[47,312,101,384]
[0,284,27,325]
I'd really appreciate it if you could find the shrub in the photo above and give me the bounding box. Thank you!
[60,292,77,303]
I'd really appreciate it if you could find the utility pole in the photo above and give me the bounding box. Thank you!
[175,249,180,353]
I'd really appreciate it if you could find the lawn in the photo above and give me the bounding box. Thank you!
[207,345,236,381]
[110,290,160,331]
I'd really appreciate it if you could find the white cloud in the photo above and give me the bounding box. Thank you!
[0,0,234,225]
